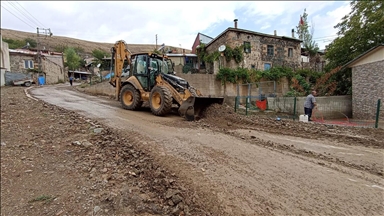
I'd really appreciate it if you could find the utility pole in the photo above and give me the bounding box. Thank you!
[156,34,158,50]
[36,27,53,86]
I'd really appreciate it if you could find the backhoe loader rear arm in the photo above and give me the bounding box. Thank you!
[109,40,131,100]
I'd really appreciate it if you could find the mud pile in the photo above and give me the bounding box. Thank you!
[197,103,384,149]
[0,86,211,216]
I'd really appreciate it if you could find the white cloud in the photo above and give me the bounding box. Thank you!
[312,2,351,49]
[1,1,353,51]
[260,23,271,30]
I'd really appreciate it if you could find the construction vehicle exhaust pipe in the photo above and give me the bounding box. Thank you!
[178,96,224,121]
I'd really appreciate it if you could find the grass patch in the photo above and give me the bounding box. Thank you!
[29,195,55,204]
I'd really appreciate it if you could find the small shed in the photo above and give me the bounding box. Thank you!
[68,70,92,80]
[344,44,384,120]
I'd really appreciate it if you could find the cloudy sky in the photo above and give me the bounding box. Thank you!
[1,1,351,50]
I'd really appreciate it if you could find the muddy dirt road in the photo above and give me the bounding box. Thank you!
[30,85,384,215]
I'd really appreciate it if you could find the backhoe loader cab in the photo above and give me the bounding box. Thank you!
[110,40,224,121]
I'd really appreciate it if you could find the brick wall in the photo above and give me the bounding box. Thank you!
[352,60,384,120]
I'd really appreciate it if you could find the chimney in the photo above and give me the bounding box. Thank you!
[274,30,277,36]
[234,19,238,29]
[291,29,295,38]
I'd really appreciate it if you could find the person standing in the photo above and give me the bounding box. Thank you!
[304,90,317,121]
[69,76,73,86]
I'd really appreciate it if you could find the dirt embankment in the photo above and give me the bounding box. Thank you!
[1,28,191,55]
[0,86,214,216]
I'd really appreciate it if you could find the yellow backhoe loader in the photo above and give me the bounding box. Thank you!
[109,40,224,121]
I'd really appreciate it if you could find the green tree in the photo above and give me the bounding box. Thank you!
[324,0,383,95]
[24,38,37,48]
[326,0,384,69]
[91,49,110,69]
[296,9,320,60]
[2,37,37,49]
[2,38,25,49]
[64,47,81,71]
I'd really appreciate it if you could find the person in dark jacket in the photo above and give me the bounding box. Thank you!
[69,76,74,86]
[304,90,317,121]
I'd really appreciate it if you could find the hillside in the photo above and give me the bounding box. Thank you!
[1,28,191,55]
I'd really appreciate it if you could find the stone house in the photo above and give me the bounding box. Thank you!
[300,48,326,72]
[203,19,302,74]
[9,49,65,84]
[344,43,384,120]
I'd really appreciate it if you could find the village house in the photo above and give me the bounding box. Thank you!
[202,19,302,74]
[9,48,65,85]
[344,43,384,120]
[300,48,327,72]
[191,33,214,55]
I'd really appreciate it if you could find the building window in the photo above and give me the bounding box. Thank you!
[267,45,274,56]
[288,48,293,57]
[251,64,255,69]
[24,60,34,69]
[244,41,251,53]
[264,63,271,70]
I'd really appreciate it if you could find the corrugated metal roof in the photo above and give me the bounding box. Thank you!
[68,70,92,75]
[9,49,63,56]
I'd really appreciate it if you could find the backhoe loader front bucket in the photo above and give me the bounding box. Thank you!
[178,96,224,121]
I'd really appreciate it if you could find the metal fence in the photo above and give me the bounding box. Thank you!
[235,81,277,114]
[234,86,382,128]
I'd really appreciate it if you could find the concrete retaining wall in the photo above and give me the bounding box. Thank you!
[267,95,352,119]
[177,73,291,97]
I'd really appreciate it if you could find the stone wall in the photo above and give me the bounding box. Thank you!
[10,54,64,84]
[42,56,65,84]
[352,60,384,120]
[10,54,36,73]
[205,30,301,73]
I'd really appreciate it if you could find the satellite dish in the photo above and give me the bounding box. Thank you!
[218,45,226,52]
[97,63,101,68]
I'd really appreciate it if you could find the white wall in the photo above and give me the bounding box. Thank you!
[349,46,384,67]
[0,35,11,86]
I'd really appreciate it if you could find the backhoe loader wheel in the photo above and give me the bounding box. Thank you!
[149,86,173,116]
[120,84,142,110]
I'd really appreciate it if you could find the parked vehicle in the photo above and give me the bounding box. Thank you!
[12,78,36,87]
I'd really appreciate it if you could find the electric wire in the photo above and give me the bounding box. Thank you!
[1,5,35,29]
[8,1,38,26]
[15,1,46,28]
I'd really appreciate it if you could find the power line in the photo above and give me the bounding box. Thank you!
[15,1,46,28]
[1,5,35,29]
[6,1,40,27]
[313,35,338,40]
